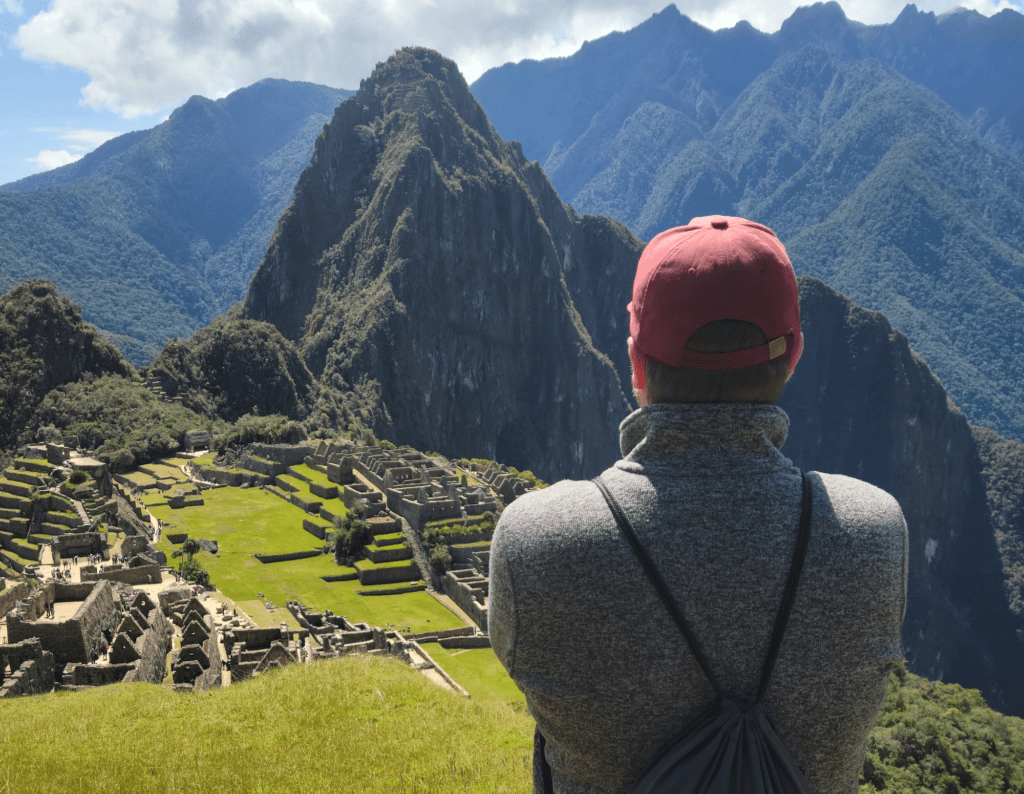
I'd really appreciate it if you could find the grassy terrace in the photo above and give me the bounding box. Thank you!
[150,484,461,636]
[279,465,349,519]
[139,462,189,481]
[421,643,522,704]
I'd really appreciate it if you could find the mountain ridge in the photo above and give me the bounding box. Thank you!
[0,79,354,363]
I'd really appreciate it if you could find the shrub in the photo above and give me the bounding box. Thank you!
[429,545,452,576]
[179,556,210,588]
[67,470,89,486]
[333,513,373,561]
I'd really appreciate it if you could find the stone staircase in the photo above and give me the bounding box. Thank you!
[142,377,182,405]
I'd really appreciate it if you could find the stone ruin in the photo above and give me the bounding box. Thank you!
[0,638,55,698]
[286,600,476,697]
[223,623,301,682]
[314,443,501,532]
[443,554,490,633]
[163,591,222,692]
[2,581,173,695]
[184,429,211,452]
[63,589,173,689]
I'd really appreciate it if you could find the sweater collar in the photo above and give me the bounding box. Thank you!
[617,403,793,476]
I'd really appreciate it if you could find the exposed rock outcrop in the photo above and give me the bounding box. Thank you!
[243,48,643,480]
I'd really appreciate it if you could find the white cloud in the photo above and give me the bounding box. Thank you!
[55,128,123,149]
[27,149,83,172]
[12,0,1023,119]
[2,0,23,15]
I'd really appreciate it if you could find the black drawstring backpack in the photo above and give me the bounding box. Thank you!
[537,471,815,794]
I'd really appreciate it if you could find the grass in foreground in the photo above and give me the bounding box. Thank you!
[0,655,535,794]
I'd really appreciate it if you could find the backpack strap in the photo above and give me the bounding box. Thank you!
[755,470,813,704]
[591,471,813,707]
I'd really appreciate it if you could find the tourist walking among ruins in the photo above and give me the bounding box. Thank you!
[489,216,908,794]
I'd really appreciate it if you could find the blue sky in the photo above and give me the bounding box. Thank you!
[1,0,1020,186]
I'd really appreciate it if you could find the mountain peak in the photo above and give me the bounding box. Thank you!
[778,1,852,36]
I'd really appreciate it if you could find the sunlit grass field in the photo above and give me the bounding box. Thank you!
[149,484,465,636]
[420,644,523,704]
[0,655,535,794]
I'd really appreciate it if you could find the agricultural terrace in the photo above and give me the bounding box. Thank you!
[149,483,469,641]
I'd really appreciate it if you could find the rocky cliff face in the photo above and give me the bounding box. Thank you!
[779,277,1024,717]
[243,48,643,480]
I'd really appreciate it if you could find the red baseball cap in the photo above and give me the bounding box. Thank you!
[628,215,802,377]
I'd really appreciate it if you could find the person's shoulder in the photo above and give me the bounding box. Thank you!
[812,471,907,540]
[814,472,902,513]
[498,478,590,519]
[492,478,601,552]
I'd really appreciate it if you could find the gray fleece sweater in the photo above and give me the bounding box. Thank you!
[489,403,908,794]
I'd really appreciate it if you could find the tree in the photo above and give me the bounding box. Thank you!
[172,537,209,586]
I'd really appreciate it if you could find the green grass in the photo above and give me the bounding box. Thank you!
[289,463,332,484]
[323,583,464,635]
[149,484,465,637]
[275,472,347,519]
[140,463,188,481]
[355,557,418,570]
[422,643,525,705]
[120,471,159,488]
[0,655,535,793]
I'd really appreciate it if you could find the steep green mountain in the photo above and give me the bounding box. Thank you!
[242,48,642,480]
[147,314,316,423]
[0,280,133,451]
[779,277,1024,718]
[471,5,1024,447]
[0,79,353,363]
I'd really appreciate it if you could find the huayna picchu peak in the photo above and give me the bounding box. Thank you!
[243,48,644,482]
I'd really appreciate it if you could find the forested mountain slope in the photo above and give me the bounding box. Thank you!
[0,80,353,363]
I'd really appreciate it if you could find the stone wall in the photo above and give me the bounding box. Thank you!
[0,638,56,698]
[248,444,310,466]
[81,564,163,586]
[0,580,30,617]
[357,562,420,586]
[190,465,250,487]
[443,570,488,632]
[254,550,322,564]
[74,580,119,661]
[439,635,491,649]
[0,550,25,573]
[134,612,173,684]
[6,583,112,664]
[51,532,105,557]
[302,518,333,541]
[238,454,286,477]
[65,662,134,686]
[224,627,283,656]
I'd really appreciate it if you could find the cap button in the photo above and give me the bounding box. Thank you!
[711,218,729,229]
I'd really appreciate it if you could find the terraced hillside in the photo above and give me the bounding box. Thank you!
[0,457,111,576]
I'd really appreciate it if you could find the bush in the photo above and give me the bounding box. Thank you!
[67,470,89,486]
[179,556,210,588]
[333,513,373,561]
[429,545,452,576]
